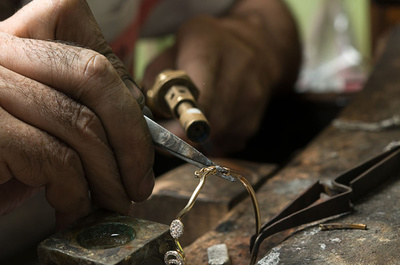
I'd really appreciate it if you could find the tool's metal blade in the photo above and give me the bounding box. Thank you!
[144,116,235,182]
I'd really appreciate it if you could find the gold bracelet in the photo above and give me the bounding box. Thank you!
[164,165,261,265]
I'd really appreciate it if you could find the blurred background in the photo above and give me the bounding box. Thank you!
[134,0,400,164]
[135,0,400,91]
[135,0,370,88]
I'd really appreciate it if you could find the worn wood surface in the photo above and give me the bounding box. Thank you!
[185,26,400,264]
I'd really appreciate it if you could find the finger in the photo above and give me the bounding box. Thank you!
[212,76,266,155]
[234,76,269,138]
[0,107,91,226]
[173,16,255,116]
[0,0,145,105]
[142,46,177,92]
[0,65,133,214]
[0,1,118,71]
[0,32,154,202]
[173,19,221,110]
[2,0,155,201]
[211,77,264,151]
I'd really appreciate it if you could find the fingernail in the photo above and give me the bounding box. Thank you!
[143,106,153,119]
[123,78,145,110]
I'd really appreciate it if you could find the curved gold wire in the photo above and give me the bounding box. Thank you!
[164,165,261,265]
[227,168,261,237]
[176,167,210,220]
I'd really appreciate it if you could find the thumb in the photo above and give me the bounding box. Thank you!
[1,0,99,48]
[0,0,142,100]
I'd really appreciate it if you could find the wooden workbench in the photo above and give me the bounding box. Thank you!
[183,26,400,264]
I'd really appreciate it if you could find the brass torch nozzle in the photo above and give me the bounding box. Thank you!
[146,70,210,143]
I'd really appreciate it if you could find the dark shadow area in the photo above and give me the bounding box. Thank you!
[154,91,356,177]
[233,92,355,165]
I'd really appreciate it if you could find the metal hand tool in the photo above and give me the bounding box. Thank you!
[249,143,400,264]
[144,115,235,182]
[146,70,210,143]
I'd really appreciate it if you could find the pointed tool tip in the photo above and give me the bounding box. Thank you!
[215,165,236,182]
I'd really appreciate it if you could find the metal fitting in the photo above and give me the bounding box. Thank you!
[146,70,210,143]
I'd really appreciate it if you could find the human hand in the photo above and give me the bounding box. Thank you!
[0,0,154,228]
[142,15,275,156]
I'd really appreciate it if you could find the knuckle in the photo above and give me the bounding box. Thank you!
[2,123,83,186]
[71,105,102,140]
[58,146,82,173]
[39,90,103,141]
[81,51,112,79]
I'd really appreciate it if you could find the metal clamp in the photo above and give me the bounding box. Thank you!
[249,145,400,264]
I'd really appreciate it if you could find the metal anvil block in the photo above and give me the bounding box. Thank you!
[37,210,174,265]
